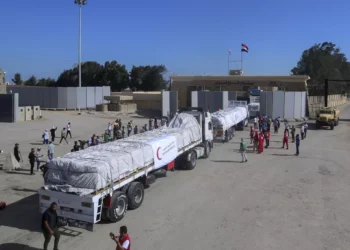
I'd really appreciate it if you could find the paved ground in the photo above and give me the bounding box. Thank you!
[0,104,350,250]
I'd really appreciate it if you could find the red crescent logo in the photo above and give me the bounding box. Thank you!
[156,147,162,160]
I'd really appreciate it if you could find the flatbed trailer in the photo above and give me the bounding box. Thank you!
[38,108,213,231]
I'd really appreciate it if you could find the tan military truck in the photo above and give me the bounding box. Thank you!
[315,107,340,130]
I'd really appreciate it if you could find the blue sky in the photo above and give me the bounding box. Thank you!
[1,0,350,82]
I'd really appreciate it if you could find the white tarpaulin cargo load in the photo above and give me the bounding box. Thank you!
[44,113,201,195]
[212,107,248,130]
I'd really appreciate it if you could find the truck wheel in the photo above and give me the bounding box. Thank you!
[102,208,109,221]
[185,151,197,170]
[203,141,210,158]
[107,191,128,222]
[127,182,144,210]
[335,119,339,126]
[330,122,334,130]
[146,174,156,185]
[153,168,167,178]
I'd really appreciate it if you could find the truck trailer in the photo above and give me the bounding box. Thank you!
[38,108,213,231]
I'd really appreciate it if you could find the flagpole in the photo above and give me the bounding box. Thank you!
[228,53,230,74]
[241,50,243,73]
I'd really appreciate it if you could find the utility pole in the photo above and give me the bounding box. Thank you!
[74,0,87,113]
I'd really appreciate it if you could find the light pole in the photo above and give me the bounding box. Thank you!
[74,0,87,113]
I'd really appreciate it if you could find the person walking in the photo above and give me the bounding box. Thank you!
[42,129,49,145]
[258,132,265,153]
[264,130,270,148]
[122,126,126,138]
[282,129,289,149]
[59,128,68,145]
[295,134,300,156]
[127,123,132,137]
[290,125,296,142]
[273,118,279,134]
[284,122,290,136]
[134,125,138,135]
[28,148,36,175]
[267,116,272,132]
[300,124,305,140]
[111,225,130,250]
[239,138,248,163]
[253,131,259,152]
[35,148,43,171]
[108,122,112,136]
[50,126,57,142]
[66,122,72,138]
[48,141,54,161]
[42,202,60,250]
[250,126,254,144]
[304,123,308,138]
[14,143,22,163]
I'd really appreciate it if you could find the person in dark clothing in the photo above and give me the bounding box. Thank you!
[50,126,57,142]
[134,125,138,135]
[28,148,36,175]
[119,119,122,128]
[14,143,22,163]
[72,141,80,152]
[295,134,300,156]
[42,202,60,250]
[40,163,49,176]
[59,128,68,145]
[122,126,125,138]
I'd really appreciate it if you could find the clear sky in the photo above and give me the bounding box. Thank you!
[1,0,350,82]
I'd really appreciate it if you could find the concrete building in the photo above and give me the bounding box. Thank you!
[0,69,6,94]
[171,75,310,108]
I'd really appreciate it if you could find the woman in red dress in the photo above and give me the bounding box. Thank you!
[258,132,265,153]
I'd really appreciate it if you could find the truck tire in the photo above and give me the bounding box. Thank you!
[153,168,167,178]
[107,191,128,222]
[335,118,339,126]
[185,151,197,170]
[102,208,109,221]
[330,122,334,130]
[146,174,156,185]
[127,182,144,210]
[203,141,210,159]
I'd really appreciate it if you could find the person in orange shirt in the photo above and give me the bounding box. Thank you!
[282,129,289,149]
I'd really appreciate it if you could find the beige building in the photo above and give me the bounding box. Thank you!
[171,75,310,108]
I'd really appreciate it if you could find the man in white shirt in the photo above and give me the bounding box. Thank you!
[66,122,72,138]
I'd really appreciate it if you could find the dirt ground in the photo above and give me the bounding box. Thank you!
[0,104,350,250]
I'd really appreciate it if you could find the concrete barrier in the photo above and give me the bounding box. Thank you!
[32,106,40,120]
[307,94,348,118]
[96,104,108,111]
[18,107,25,121]
[24,106,32,121]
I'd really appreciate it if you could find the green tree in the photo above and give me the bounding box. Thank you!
[129,65,167,91]
[37,78,56,86]
[291,42,350,83]
[56,61,105,87]
[12,73,23,85]
[24,75,37,86]
[102,61,130,91]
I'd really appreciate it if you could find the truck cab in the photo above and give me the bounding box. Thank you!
[316,107,340,130]
[178,107,214,159]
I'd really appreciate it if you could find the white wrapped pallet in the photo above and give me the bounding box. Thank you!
[212,107,247,130]
[44,113,201,195]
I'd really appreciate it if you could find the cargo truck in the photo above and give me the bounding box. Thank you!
[38,108,213,231]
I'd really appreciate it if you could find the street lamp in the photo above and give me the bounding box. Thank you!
[74,0,87,113]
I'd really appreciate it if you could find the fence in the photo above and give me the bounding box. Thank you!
[7,86,110,110]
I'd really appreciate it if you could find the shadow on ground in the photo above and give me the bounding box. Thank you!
[0,243,41,250]
[211,160,243,163]
[0,194,41,232]
[270,153,294,156]
[340,118,350,122]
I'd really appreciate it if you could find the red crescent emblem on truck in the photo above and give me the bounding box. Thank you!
[156,147,162,160]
